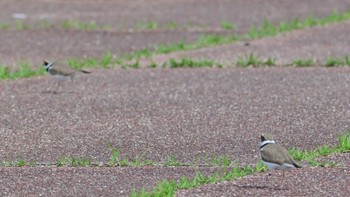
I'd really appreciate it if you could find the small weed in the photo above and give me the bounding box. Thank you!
[15,20,30,30]
[155,42,187,54]
[289,147,307,161]
[100,52,114,68]
[344,56,350,65]
[166,22,178,30]
[264,57,276,66]
[2,160,35,167]
[57,156,92,167]
[292,59,314,67]
[164,58,220,68]
[0,65,10,80]
[0,23,11,30]
[254,161,268,172]
[236,54,262,67]
[107,145,122,167]
[136,21,159,30]
[325,56,343,67]
[337,131,350,152]
[221,20,235,30]
[317,145,333,156]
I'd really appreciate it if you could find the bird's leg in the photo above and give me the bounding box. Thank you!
[53,80,61,94]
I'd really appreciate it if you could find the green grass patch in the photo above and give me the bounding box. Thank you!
[292,58,315,67]
[57,156,92,167]
[2,159,36,167]
[236,54,276,67]
[15,20,31,30]
[130,163,263,197]
[0,63,46,80]
[0,23,11,30]
[289,131,350,166]
[221,20,235,30]
[136,21,159,30]
[163,58,221,68]
[325,56,343,67]
[107,145,156,167]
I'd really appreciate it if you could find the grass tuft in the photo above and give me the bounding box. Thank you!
[0,63,46,80]
[236,54,261,67]
[57,156,92,167]
[337,131,350,152]
[163,58,221,68]
[2,159,35,167]
[221,20,235,30]
[292,58,314,67]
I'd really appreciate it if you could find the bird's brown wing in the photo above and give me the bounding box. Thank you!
[50,63,76,76]
[261,144,298,166]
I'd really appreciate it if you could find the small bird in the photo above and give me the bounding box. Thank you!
[260,133,301,188]
[42,60,90,93]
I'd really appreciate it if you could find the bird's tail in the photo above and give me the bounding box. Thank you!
[292,159,302,168]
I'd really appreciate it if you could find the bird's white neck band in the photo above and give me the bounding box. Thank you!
[260,140,275,148]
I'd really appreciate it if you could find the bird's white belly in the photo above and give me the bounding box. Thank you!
[53,75,69,80]
[263,161,295,170]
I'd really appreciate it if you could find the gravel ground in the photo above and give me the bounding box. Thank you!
[1,1,350,196]
[0,166,219,196]
[0,29,217,66]
[1,68,349,164]
[1,0,349,31]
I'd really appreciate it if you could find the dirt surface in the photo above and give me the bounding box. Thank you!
[1,0,350,196]
[145,20,350,66]
[1,68,349,164]
[176,166,350,197]
[1,0,350,65]
[0,166,218,196]
[0,29,217,66]
[2,0,349,31]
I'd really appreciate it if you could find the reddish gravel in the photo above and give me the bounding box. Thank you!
[1,68,349,165]
[0,29,216,66]
[0,166,218,196]
[1,1,350,196]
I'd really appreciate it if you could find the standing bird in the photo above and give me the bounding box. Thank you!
[259,133,301,188]
[43,60,90,93]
